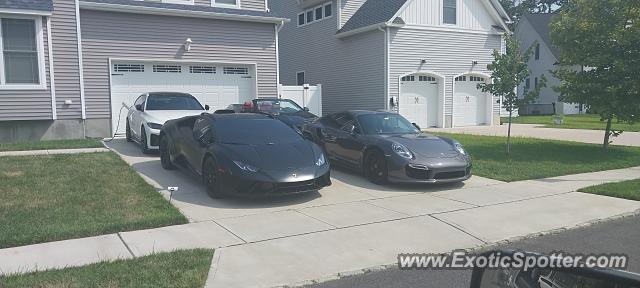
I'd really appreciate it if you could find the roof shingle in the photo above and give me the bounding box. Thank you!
[337,0,409,34]
[0,0,53,11]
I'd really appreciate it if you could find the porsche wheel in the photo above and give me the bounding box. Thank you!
[203,157,224,199]
[140,126,151,155]
[364,150,388,185]
[125,120,133,142]
[159,135,175,170]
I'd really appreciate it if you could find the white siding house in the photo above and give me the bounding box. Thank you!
[272,0,510,128]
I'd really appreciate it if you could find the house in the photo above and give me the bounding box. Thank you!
[516,13,584,115]
[271,0,511,128]
[0,0,287,142]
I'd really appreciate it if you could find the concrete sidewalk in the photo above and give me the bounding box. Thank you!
[0,147,109,157]
[1,166,638,287]
[426,124,640,147]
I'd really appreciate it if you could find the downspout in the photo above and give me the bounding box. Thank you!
[275,20,284,97]
[378,25,389,111]
[75,0,87,138]
[46,16,57,120]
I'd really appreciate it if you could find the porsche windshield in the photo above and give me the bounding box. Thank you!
[254,100,303,114]
[217,119,302,145]
[357,113,420,135]
[146,94,204,110]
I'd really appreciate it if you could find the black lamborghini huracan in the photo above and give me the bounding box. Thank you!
[159,112,331,198]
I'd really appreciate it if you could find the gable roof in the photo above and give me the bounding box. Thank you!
[0,0,53,12]
[80,0,287,23]
[523,13,560,59]
[337,0,510,37]
[337,0,409,34]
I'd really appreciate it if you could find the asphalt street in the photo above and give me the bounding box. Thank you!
[305,214,640,288]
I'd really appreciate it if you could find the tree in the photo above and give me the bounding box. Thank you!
[550,0,640,150]
[499,0,567,29]
[478,34,547,154]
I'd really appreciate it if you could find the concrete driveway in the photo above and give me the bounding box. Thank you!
[103,139,640,287]
[427,124,640,146]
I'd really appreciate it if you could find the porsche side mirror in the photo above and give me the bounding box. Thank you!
[470,250,640,288]
[135,104,143,112]
[303,107,310,112]
[205,105,210,111]
[412,122,421,130]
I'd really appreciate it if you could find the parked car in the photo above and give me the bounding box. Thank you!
[158,112,331,198]
[303,110,472,184]
[126,92,208,154]
[230,98,318,131]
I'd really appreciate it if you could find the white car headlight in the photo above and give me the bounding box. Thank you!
[147,122,163,130]
[233,161,259,173]
[454,143,466,155]
[392,143,413,159]
[315,153,326,167]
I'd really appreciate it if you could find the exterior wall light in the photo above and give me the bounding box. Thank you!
[184,38,192,51]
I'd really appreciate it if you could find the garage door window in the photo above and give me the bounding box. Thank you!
[1,17,44,88]
[190,66,216,74]
[418,76,436,82]
[401,76,415,81]
[469,76,485,82]
[153,65,181,73]
[114,64,144,72]
[224,67,249,75]
[455,76,466,81]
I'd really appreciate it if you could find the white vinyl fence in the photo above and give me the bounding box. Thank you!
[279,84,322,116]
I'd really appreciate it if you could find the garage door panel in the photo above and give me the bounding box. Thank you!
[399,76,439,128]
[454,76,488,127]
[110,61,255,135]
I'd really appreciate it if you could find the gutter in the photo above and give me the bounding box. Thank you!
[0,8,52,16]
[336,22,403,39]
[79,1,290,24]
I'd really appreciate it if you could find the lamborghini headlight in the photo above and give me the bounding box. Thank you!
[233,161,259,173]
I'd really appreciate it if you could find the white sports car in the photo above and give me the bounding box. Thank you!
[126,92,208,154]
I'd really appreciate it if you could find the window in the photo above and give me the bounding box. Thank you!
[324,3,332,17]
[114,64,144,72]
[223,67,249,75]
[535,43,540,60]
[455,76,466,81]
[296,71,305,86]
[419,76,436,82]
[534,77,539,89]
[443,0,457,24]
[315,6,323,21]
[1,17,43,87]
[306,10,313,23]
[298,2,332,27]
[153,65,181,73]
[401,76,415,81]
[189,66,216,74]
[212,0,238,7]
[469,76,485,82]
[524,78,530,92]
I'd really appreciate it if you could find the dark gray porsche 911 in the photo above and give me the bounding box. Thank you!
[159,112,331,198]
[302,110,472,184]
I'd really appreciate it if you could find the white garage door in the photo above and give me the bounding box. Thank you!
[109,61,256,135]
[453,75,488,126]
[399,75,439,128]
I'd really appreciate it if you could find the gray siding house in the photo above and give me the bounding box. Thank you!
[0,0,286,142]
[272,0,510,128]
[516,13,583,115]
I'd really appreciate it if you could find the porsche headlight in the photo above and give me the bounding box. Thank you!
[233,161,259,173]
[392,143,413,159]
[454,143,466,155]
[315,153,326,167]
[147,122,163,130]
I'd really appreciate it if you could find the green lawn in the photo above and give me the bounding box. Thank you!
[0,152,187,248]
[0,249,214,288]
[437,133,640,182]
[579,179,640,201]
[502,114,640,132]
[0,138,104,152]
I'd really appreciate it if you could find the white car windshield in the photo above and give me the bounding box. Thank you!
[146,94,204,111]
